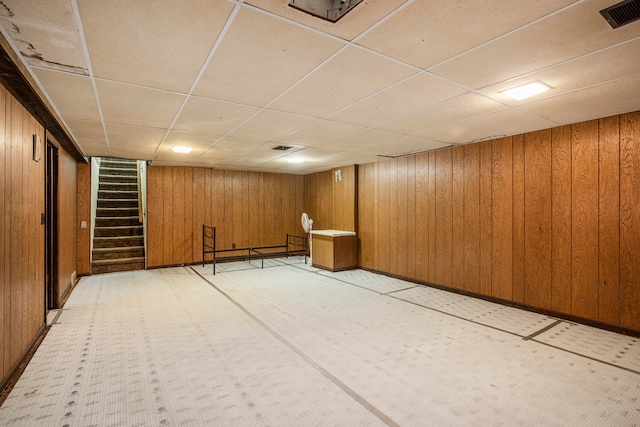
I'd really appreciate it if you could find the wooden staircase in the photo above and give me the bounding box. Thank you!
[91,158,145,274]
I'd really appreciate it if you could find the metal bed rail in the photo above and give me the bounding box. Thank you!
[202,225,307,275]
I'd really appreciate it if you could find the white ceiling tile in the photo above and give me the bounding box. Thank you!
[520,73,640,124]
[429,0,640,89]
[227,109,316,142]
[269,46,416,118]
[356,0,576,69]
[354,136,449,156]
[328,72,468,126]
[375,93,505,135]
[156,131,218,160]
[317,129,396,151]
[243,0,408,41]
[194,7,344,107]
[414,108,558,144]
[172,97,259,136]
[65,118,107,154]
[78,0,235,92]
[1,0,639,173]
[2,0,88,73]
[33,69,100,121]
[105,123,166,160]
[480,38,640,106]
[277,120,363,147]
[96,80,185,128]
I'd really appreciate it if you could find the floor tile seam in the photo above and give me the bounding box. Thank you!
[189,266,401,427]
[386,294,536,339]
[530,339,640,376]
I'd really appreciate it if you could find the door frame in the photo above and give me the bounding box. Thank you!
[45,137,59,312]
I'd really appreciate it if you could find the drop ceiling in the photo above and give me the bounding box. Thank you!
[1,0,639,174]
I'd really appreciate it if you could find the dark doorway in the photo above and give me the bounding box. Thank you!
[45,140,58,312]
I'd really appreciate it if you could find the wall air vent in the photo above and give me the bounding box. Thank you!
[273,145,293,151]
[289,0,365,23]
[600,0,640,28]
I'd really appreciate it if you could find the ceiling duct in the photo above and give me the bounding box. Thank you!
[288,0,365,23]
[600,0,640,28]
[273,145,293,151]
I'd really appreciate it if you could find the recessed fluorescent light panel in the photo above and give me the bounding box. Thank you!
[172,146,192,153]
[287,157,305,163]
[501,81,551,101]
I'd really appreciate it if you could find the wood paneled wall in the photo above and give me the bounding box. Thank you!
[303,165,357,232]
[57,147,77,304]
[303,170,332,230]
[331,166,357,231]
[0,86,46,389]
[77,163,91,276]
[146,167,304,267]
[358,112,640,332]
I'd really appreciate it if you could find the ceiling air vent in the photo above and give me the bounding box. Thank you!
[600,0,640,28]
[273,145,293,151]
[289,0,365,23]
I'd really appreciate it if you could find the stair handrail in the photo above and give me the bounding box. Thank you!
[137,162,143,223]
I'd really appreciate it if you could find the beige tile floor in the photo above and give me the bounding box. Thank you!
[1,257,639,426]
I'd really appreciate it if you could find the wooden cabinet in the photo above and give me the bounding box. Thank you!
[311,230,357,272]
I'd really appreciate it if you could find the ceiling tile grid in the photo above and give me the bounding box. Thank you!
[0,0,638,174]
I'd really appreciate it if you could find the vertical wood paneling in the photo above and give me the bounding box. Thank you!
[427,152,436,283]
[205,170,212,237]
[303,171,332,230]
[551,126,572,314]
[452,146,464,290]
[524,130,552,310]
[242,172,250,247]
[162,168,173,265]
[183,168,193,264]
[331,165,357,231]
[10,96,23,364]
[224,171,234,250]
[463,144,480,293]
[249,173,261,248]
[263,173,275,245]
[3,92,12,374]
[406,156,416,278]
[378,160,390,273]
[212,170,225,246]
[57,148,77,303]
[414,153,428,281]
[571,120,599,319]
[479,141,492,295]
[294,175,304,237]
[598,116,620,325]
[192,168,204,262]
[147,167,304,267]
[358,164,374,268]
[27,114,41,335]
[435,149,453,287]
[397,157,409,278]
[0,86,46,387]
[512,134,526,304]
[491,137,513,300]
[373,162,379,270]
[619,111,640,330]
[77,163,91,274]
[274,175,289,245]
[0,88,6,378]
[172,167,185,264]
[388,160,398,275]
[146,167,163,267]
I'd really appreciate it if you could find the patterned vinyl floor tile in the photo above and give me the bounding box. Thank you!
[1,262,639,426]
